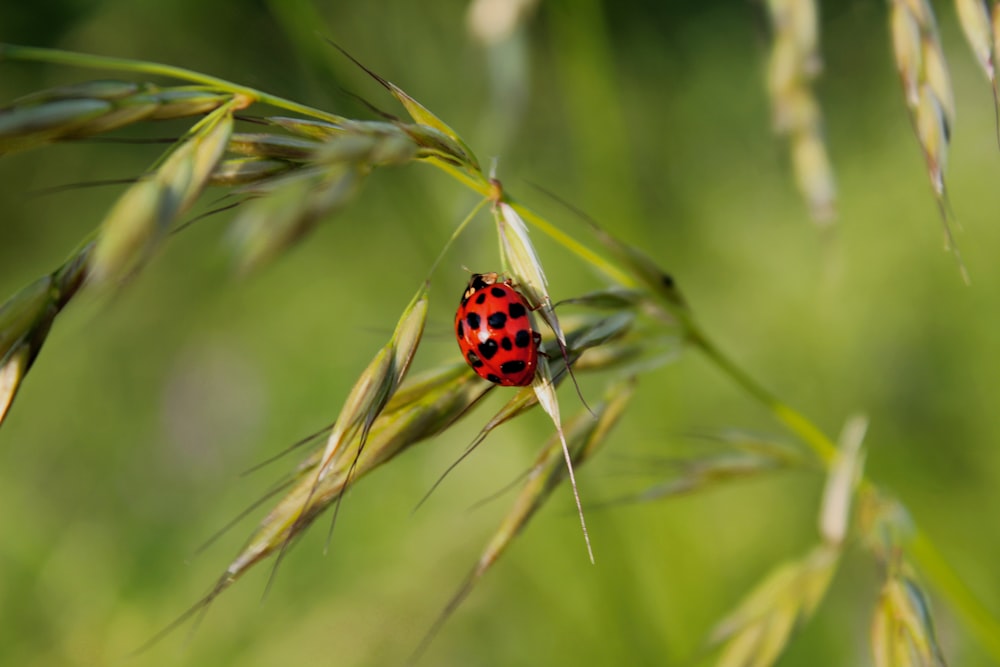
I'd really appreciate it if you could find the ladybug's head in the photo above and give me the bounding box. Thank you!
[462,272,501,302]
[469,272,499,291]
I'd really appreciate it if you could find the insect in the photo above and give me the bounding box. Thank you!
[455,272,541,386]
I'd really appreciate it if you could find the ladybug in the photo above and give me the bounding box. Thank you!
[455,273,541,386]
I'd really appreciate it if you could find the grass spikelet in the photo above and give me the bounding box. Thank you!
[227,132,321,160]
[710,544,839,667]
[227,122,423,271]
[765,0,837,222]
[412,377,636,663]
[208,157,294,186]
[613,436,806,506]
[89,101,236,285]
[955,0,995,88]
[889,0,966,279]
[818,414,867,546]
[316,284,428,480]
[227,165,363,272]
[0,81,236,155]
[0,247,89,427]
[325,39,480,172]
[142,362,494,651]
[872,571,948,667]
[264,284,427,576]
[143,87,233,120]
[0,98,111,154]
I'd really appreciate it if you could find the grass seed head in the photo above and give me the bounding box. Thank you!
[891,2,924,107]
[267,116,345,140]
[955,0,995,81]
[219,362,492,582]
[89,103,235,285]
[711,544,839,667]
[143,88,233,120]
[0,344,31,425]
[915,86,948,195]
[0,98,111,153]
[227,133,321,161]
[792,130,837,222]
[872,572,948,667]
[209,157,294,186]
[228,165,363,272]
[315,285,428,479]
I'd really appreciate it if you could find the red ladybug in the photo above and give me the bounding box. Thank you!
[455,273,541,386]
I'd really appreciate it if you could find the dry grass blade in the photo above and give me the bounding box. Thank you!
[411,377,637,664]
[872,571,949,667]
[710,544,839,667]
[89,100,238,285]
[765,0,837,222]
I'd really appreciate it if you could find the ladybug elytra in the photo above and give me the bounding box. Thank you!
[455,273,541,386]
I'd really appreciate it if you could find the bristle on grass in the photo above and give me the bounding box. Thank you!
[409,377,636,664]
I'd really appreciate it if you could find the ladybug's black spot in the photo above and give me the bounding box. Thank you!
[487,312,507,329]
[508,302,526,319]
[490,286,506,297]
[466,350,484,368]
[500,360,526,374]
[486,373,502,384]
[466,312,481,329]
[456,321,464,337]
[475,293,487,305]
[500,337,512,351]
[514,330,531,348]
[478,339,499,360]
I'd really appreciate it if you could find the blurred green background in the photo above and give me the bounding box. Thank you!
[1,1,999,665]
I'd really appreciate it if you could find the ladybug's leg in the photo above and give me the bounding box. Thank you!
[534,331,552,359]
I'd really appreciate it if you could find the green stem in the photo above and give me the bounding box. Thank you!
[688,326,837,465]
[0,43,342,124]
